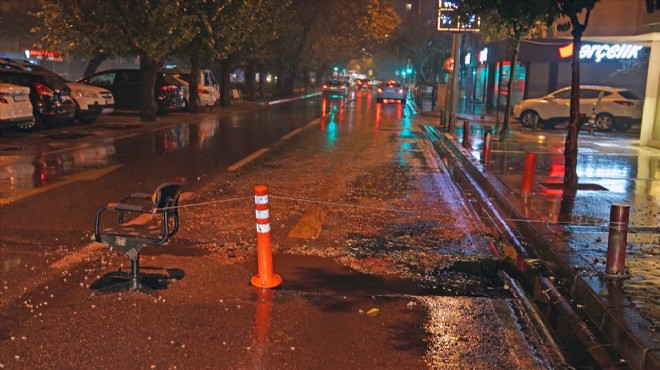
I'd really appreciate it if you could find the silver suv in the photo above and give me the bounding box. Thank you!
[513,86,643,131]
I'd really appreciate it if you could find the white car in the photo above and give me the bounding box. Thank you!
[0,59,114,123]
[0,82,34,129]
[376,81,407,103]
[67,82,115,123]
[513,85,642,131]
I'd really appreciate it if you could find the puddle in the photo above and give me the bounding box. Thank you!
[541,182,608,191]
[245,254,507,298]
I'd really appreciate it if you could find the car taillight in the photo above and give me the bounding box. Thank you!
[613,100,634,107]
[377,88,383,93]
[35,82,54,97]
[398,89,404,94]
[322,85,328,89]
[161,85,177,92]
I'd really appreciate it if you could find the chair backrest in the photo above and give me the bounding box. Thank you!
[152,178,186,209]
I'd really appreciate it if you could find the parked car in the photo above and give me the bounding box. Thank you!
[161,68,218,109]
[0,69,75,130]
[0,82,34,129]
[79,69,185,114]
[513,85,643,131]
[376,81,407,103]
[0,58,114,123]
[321,80,348,97]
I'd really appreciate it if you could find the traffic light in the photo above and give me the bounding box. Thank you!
[333,66,338,72]
[406,67,412,74]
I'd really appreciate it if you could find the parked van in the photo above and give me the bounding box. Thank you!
[162,67,220,108]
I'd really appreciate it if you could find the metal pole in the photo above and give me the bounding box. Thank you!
[605,204,630,275]
[451,33,462,121]
[462,120,470,148]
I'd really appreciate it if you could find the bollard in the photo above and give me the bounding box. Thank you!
[251,185,282,288]
[462,120,470,148]
[520,152,537,196]
[605,204,630,276]
[482,131,492,163]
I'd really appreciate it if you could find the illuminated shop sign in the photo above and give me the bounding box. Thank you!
[437,1,480,32]
[24,49,63,61]
[558,43,643,62]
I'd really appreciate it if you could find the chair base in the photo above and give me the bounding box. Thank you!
[90,268,184,298]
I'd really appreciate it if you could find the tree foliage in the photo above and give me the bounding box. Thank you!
[265,0,399,96]
[458,0,557,139]
[38,0,197,121]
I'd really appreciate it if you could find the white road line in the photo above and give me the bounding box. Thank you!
[281,128,303,140]
[227,148,270,172]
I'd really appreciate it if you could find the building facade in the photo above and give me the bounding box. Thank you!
[458,0,660,148]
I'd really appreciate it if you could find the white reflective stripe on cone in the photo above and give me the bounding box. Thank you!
[255,209,269,220]
[256,223,271,233]
[255,195,269,204]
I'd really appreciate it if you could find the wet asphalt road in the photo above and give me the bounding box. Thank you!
[0,91,583,368]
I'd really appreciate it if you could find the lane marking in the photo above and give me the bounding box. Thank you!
[281,128,303,140]
[0,164,124,206]
[227,148,270,172]
[288,206,326,239]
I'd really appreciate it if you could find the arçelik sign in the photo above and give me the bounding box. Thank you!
[558,43,644,63]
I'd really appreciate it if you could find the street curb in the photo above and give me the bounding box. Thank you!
[425,125,660,370]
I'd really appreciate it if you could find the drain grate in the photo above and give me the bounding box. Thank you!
[46,133,91,140]
[541,182,608,191]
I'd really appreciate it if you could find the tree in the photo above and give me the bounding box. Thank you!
[38,1,196,121]
[459,0,556,141]
[554,0,601,191]
[266,0,399,97]
[387,5,452,89]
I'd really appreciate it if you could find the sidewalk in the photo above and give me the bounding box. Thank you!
[419,109,660,370]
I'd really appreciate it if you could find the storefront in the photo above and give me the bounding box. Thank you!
[461,39,650,112]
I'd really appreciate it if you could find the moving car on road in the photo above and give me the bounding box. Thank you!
[513,85,642,131]
[376,81,407,103]
[321,80,348,97]
[0,82,34,129]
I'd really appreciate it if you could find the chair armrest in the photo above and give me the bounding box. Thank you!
[121,192,153,204]
[106,202,149,212]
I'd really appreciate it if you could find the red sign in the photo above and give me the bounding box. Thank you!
[25,49,63,61]
[443,57,455,73]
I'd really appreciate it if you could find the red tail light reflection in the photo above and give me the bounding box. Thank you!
[161,85,177,92]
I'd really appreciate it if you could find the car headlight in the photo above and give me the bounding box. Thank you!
[75,90,99,99]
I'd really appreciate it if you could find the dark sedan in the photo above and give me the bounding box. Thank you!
[0,69,75,130]
[79,69,186,114]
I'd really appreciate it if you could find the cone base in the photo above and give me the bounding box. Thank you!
[251,273,282,289]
